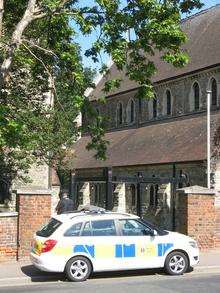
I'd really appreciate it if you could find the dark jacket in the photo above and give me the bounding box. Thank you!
[56,197,74,214]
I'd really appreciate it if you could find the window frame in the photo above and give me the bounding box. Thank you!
[63,221,83,237]
[117,218,155,237]
[37,218,62,238]
[116,102,123,126]
[166,89,172,116]
[153,95,157,118]
[193,82,200,110]
[126,98,136,124]
[78,219,120,237]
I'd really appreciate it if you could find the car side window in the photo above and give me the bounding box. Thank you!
[81,221,92,236]
[91,220,117,236]
[120,219,152,236]
[64,222,82,237]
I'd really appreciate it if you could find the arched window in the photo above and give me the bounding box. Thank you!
[127,99,135,123]
[193,82,200,110]
[166,90,171,115]
[130,100,134,122]
[116,102,123,126]
[211,78,217,106]
[153,95,157,118]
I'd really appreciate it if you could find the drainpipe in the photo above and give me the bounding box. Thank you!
[207,89,211,189]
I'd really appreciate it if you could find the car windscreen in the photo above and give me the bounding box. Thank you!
[140,219,168,236]
[36,218,62,237]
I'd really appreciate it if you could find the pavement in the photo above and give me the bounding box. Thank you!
[0,250,220,287]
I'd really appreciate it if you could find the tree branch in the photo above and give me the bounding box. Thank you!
[22,38,59,58]
[22,43,69,118]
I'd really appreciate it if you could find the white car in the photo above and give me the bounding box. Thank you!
[30,206,199,282]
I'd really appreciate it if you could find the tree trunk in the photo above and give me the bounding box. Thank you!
[0,0,37,88]
[0,0,4,38]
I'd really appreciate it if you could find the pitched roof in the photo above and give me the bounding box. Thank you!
[68,113,220,170]
[89,5,220,100]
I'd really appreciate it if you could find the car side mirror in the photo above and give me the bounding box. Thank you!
[144,229,157,236]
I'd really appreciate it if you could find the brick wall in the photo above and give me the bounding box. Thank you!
[17,192,51,260]
[187,194,215,250]
[0,213,18,261]
[176,187,215,250]
[215,207,220,248]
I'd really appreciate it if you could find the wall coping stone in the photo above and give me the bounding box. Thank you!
[177,185,215,195]
[15,189,51,195]
[0,211,18,217]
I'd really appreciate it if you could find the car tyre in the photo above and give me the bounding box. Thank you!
[164,251,189,276]
[65,256,92,282]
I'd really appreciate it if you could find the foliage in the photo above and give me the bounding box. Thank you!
[0,0,203,195]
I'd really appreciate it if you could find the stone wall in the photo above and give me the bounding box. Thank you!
[17,190,51,260]
[0,212,18,261]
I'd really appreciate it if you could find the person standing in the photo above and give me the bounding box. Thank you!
[55,192,74,214]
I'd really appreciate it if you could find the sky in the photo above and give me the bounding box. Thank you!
[75,0,220,70]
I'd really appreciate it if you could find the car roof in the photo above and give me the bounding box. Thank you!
[52,210,139,223]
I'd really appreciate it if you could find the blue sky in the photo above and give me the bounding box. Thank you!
[75,0,220,70]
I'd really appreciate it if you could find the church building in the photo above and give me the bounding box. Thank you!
[69,5,220,231]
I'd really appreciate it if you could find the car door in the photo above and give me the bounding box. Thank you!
[72,219,124,272]
[117,219,166,269]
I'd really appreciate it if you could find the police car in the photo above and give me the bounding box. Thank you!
[30,206,199,282]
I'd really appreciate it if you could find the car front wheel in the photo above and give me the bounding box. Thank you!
[164,251,189,275]
[65,256,92,282]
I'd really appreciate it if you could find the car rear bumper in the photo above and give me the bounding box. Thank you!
[30,252,65,272]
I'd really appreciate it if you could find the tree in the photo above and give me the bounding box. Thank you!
[0,0,203,200]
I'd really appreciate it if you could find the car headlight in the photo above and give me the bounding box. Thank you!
[189,241,198,248]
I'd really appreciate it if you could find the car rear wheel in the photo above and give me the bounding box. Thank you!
[164,251,189,275]
[65,256,92,282]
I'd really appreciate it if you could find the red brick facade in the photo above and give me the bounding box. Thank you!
[0,213,18,261]
[175,188,216,250]
[215,207,220,248]
[0,191,52,262]
[17,193,51,259]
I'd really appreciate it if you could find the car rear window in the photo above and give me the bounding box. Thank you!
[36,218,62,237]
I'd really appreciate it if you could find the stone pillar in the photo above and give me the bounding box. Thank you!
[113,183,126,213]
[80,183,90,206]
[16,189,51,260]
[50,168,61,215]
[176,186,215,250]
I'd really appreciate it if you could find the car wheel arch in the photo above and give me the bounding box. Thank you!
[164,249,190,267]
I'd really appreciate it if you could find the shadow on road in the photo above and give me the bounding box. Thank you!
[21,265,166,283]
[92,268,165,279]
[21,265,65,282]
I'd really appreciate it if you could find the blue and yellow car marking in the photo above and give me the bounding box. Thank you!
[115,244,135,258]
[74,245,95,258]
[51,243,173,258]
[136,243,157,257]
[158,243,173,256]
